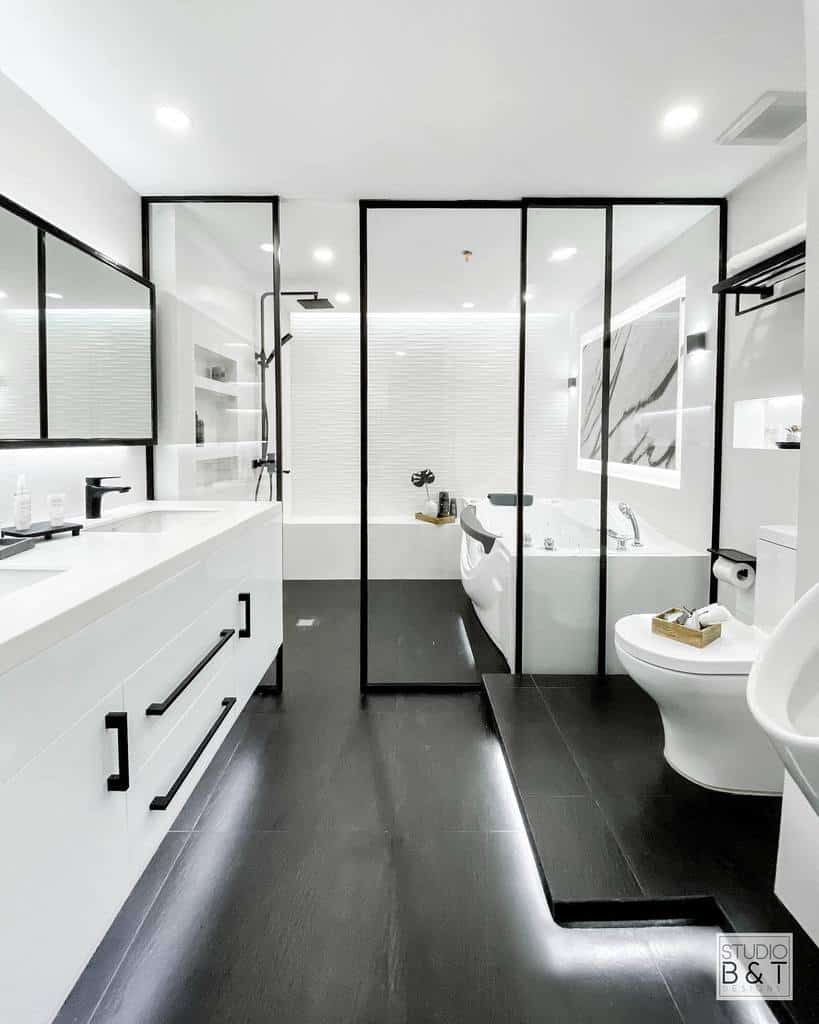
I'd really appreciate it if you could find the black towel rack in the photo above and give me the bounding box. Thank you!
[712,241,805,316]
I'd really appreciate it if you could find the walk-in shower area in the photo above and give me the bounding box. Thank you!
[144,196,723,689]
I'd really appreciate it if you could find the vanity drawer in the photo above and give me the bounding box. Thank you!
[123,587,247,770]
[0,555,224,784]
[126,670,242,879]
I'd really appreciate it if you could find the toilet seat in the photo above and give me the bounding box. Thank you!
[615,614,762,675]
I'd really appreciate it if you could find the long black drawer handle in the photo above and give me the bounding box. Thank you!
[105,712,130,792]
[150,697,236,811]
[146,629,235,716]
[238,592,251,638]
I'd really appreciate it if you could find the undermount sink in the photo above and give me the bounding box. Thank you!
[0,568,64,597]
[747,579,819,815]
[91,509,218,534]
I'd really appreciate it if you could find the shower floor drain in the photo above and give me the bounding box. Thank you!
[296,618,317,628]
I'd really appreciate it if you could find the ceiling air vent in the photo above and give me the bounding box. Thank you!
[717,91,807,146]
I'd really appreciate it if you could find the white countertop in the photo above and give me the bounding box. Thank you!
[0,500,281,675]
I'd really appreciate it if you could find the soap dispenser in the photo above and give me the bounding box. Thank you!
[13,474,32,531]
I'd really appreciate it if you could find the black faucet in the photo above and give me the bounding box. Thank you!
[85,476,132,519]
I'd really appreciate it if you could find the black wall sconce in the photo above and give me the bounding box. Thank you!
[686,332,707,355]
[567,376,577,389]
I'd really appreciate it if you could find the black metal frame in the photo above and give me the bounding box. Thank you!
[140,195,284,694]
[359,199,523,694]
[712,240,804,316]
[359,196,728,688]
[0,190,156,449]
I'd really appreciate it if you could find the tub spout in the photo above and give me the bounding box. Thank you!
[618,502,642,547]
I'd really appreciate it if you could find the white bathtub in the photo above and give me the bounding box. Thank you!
[461,497,710,674]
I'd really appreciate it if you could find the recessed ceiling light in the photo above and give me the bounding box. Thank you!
[0,290,7,300]
[46,292,63,300]
[549,247,577,262]
[462,301,475,309]
[395,350,407,358]
[155,106,191,133]
[313,246,334,264]
[260,242,274,254]
[334,291,351,304]
[662,104,700,135]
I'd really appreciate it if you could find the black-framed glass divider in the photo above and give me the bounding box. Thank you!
[360,202,521,692]
[360,198,726,692]
[142,196,283,693]
[142,198,281,504]
[604,204,723,674]
[521,204,608,675]
[519,199,726,678]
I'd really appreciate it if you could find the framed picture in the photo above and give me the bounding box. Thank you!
[577,277,686,489]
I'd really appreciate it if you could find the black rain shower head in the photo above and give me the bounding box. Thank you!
[282,290,334,310]
[282,333,293,345]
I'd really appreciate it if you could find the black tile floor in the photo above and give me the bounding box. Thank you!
[368,579,508,685]
[56,583,777,1024]
[484,672,819,1023]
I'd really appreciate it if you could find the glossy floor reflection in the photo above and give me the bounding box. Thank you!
[56,583,774,1024]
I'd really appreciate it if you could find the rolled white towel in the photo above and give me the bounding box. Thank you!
[698,604,731,626]
[726,223,805,276]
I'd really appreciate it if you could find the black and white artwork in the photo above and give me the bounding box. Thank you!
[578,280,684,487]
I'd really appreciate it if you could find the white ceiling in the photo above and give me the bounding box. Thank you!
[0,0,806,199]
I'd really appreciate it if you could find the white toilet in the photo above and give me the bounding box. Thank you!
[614,526,796,795]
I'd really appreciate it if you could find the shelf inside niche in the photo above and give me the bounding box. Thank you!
[733,394,802,450]
[195,375,240,398]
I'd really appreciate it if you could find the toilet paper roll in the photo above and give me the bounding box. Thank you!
[713,556,755,591]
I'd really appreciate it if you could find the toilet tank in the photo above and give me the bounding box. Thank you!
[755,525,797,633]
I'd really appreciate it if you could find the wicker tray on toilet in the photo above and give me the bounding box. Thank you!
[651,608,722,648]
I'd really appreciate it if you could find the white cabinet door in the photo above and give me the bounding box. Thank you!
[235,517,283,696]
[126,665,241,879]
[0,685,130,1024]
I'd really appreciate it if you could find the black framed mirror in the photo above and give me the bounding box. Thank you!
[0,192,155,447]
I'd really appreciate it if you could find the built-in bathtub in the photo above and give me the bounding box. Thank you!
[461,497,710,673]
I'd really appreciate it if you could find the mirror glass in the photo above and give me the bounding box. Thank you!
[45,235,152,439]
[0,207,40,439]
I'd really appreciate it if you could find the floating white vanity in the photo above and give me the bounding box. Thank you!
[0,500,282,1024]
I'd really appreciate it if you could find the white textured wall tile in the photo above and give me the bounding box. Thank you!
[0,309,40,438]
[287,311,572,519]
[46,309,153,438]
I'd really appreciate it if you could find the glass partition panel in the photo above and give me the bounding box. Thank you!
[605,205,719,670]
[0,207,40,439]
[366,206,519,687]
[148,201,275,499]
[523,206,606,675]
[277,199,361,684]
[45,236,152,439]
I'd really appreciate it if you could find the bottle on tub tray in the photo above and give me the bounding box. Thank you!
[13,474,32,532]
[437,490,450,518]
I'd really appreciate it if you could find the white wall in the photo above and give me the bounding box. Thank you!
[568,210,720,554]
[0,74,140,271]
[721,147,806,576]
[0,71,146,522]
[797,8,819,596]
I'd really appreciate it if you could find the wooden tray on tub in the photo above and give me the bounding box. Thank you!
[651,608,721,648]
[415,512,457,526]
